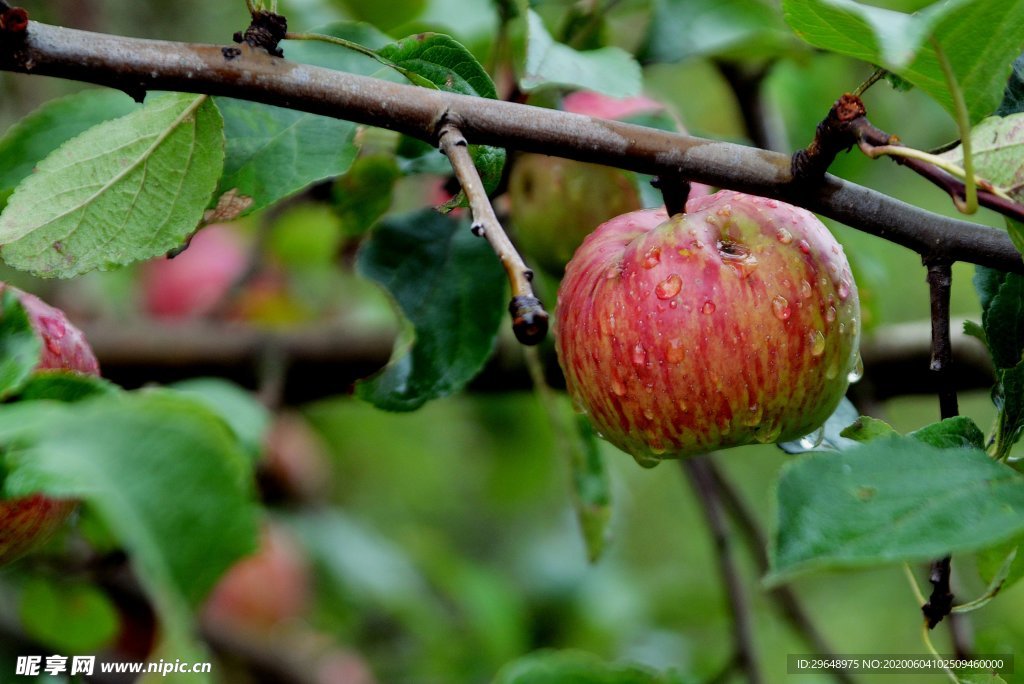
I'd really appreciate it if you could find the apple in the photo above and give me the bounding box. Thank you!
[555,191,860,466]
[141,223,248,320]
[259,412,332,504]
[202,522,310,633]
[0,286,100,564]
[510,91,711,276]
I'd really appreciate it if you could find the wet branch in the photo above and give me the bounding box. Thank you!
[682,457,764,684]
[438,123,548,345]
[0,21,1020,272]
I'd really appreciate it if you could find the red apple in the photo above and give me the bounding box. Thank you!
[0,286,100,564]
[260,412,332,504]
[556,191,860,466]
[202,522,310,633]
[141,223,248,319]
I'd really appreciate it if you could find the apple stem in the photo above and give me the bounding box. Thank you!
[650,175,690,216]
[682,457,765,684]
[438,123,549,345]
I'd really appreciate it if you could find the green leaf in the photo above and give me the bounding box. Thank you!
[962,676,1007,684]
[997,52,1024,116]
[976,538,1024,595]
[286,509,435,614]
[519,10,642,98]
[839,415,900,443]
[19,577,119,653]
[0,94,224,277]
[778,396,861,453]
[0,290,42,400]
[214,98,358,215]
[170,378,270,462]
[355,209,505,411]
[781,0,1024,123]
[1,392,258,647]
[643,0,796,63]
[333,153,401,238]
[909,416,986,449]
[769,437,1024,584]
[993,361,1024,456]
[939,113,1024,202]
[572,415,611,563]
[1006,218,1024,256]
[493,650,685,684]
[983,272,1024,369]
[964,319,988,347]
[378,33,497,99]
[15,371,120,402]
[975,265,1008,313]
[0,90,140,210]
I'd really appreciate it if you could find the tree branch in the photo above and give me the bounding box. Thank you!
[0,21,1020,272]
[682,457,764,684]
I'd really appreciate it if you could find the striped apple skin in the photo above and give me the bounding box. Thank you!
[556,191,860,466]
[0,286,97,564]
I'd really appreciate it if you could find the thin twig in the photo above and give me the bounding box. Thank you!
[921,259,973,658]
[438,123,549,345]
[926,260,959,420]
[704,462,858,684]
[0,22,1021,272]
[853,68,886,97]
[932,39,977,214]
[682,457,764,684]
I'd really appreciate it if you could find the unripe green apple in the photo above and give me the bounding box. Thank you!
[509,155,642,276]
[556,191,860,466]
[0,286,99,564]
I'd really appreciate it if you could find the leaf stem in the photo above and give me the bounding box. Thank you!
[853,67,887,97]
[932,38,977,214]
[922,623,961,684]
[438,123,549,345]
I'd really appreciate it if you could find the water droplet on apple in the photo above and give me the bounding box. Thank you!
[826,306,837,323]
[798,240,811,255]
[611,378,626,396]
[847,353,864,383]
[666,339,685,364]
[825,358,839,379]
[643,247,662,269]
[837,279,850,300]
[839,322,846,334]
[809,330,826,357]
[605,265,622,280]
[655,274,682,299]
[775,228,793,244]
[800,279,813,300]
[632,342,646,366]
[644,409,655,420]
[743,403,763,426]
[797,427,824,450]
[649,443,668,455]
[701,300,716,315]
[771,295,791,321]
[717,205,732,217]
[669,300,678,309]
[633,453,661,468]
